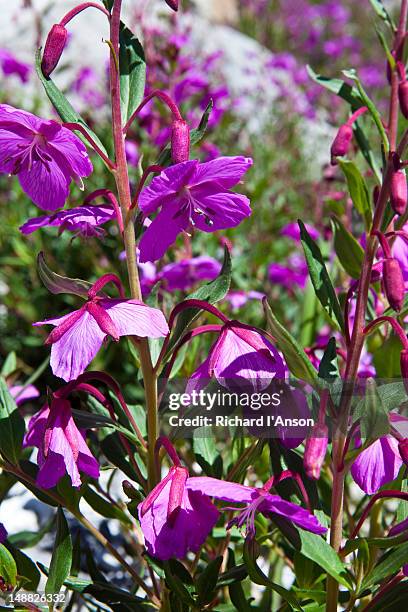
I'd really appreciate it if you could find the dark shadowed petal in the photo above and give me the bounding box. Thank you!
[190,156,253,189]
[139,160,199,214]
[37,451,69,489]
[23,405,49,448]
[18,157,70,211]
[139,202,189,262]
[351,436,403,494]
[187,476,255,503]
[100,299,169,337]
[191,191,251,232]
[0,523,7,543]
[260,494,327,534]
[186,356,212,396]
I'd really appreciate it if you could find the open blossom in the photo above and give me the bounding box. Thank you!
[351,413,408,494]
[0,523,7,543]
[34,275,169,381]
[23,398,99,489]
[0,104,93,211]
[188,321,286,392]
[19,204,116,238]
[139,469,325,560]
[138,157,252,262]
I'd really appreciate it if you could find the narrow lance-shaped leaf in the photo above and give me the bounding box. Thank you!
[0,377,25,464]
[37,252,92,298]
[337,161,372,230]
[318,337,339,381]
[331,215,365,278]
[119,23,146,124]
[298,220,344,331]
[45,507,73,605]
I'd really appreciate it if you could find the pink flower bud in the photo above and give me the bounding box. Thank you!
[390,169,408,215]
[398,437,408,467]
[41,24,68,77]
[400,349,408,394]
[383,258,405,312]
[171,119,190,164]
[164,0,179,10]
[399,81,408,119]
[304,424,328,480]
[330,124,353,165]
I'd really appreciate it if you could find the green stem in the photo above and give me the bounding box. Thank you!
[109,0,159,489]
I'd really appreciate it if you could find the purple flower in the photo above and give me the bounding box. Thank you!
[0,49,31,83]
[159,256,221,292]
[9,384,40,406]
[188,321,286,392]
[19,204,115,238]
[23,397,99,489]
[138,157,252,262]
[0,523,7,543]
[0,104,93,211]
[268,254,308,289]
[34,275,169,381]
[139,469,325,560]
[225,290,265,312]
[351,414,408,494]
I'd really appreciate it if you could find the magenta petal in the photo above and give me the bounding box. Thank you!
[187,476,255,503]
[191,156,253,189]
[23,405,49,448]
[260,494,327,534]
[191,191,251,232]
[100,299,169,337]
[10,384,40,406]
[139,203,189,263]
[0,523,7,543]
[186,357,212,396]
[351,436,403,494]
[37,451,69,489]
[139,160,199,214]
[18,157,70,211]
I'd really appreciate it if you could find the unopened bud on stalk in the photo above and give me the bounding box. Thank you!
[383,258,405,312]
[41,24,68,77]
[399,81,408,119]
[390,169,408,216]
[330,124,353,164]
[171,119,190,164]
[401,349,408,395]
[164,0,179,10]
[304,424,328,480]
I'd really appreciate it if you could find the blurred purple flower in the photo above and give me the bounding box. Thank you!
[9,384,40,406]
[23,398,99,489]
[0,49,31,83]
[281,222,319,242]
[225,290,265,312]
[159,256,221,292]
[188,321,286,392]
[139,157,252,262]
[268,254,308,289]
[19,204,115,238]
[34,278,169,381]
[72,67,105,108]
[125,140,139,166]
[0,104,93,211]
[0,523,7,543]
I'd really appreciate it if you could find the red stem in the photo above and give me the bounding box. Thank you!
[62,122,116,170]
[59,2,110,26]
[84,189,124,233]
[123,89,183,134]
[130,165,164,210]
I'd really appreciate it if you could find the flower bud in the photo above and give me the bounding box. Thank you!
[164,0,179,10]
[304,424,328,480]
[401,349,408,394]
[383,258,405,312]
[398,437,408,467]
[41,24,68,77]
[390,169,408,215]
[171,119,190,164]
[330,124,353,165]
[399,81,408,119]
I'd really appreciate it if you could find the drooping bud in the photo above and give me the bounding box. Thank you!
[304,424,328,480]
[171,119,190,164]
[41,24,68,77]
[330,124,353,165]
[164,0,179,10]
[390,169,408,215]
[383,258,405,312]
[398,438,408,467]
[401,349,408,394]
[399,81,408,119]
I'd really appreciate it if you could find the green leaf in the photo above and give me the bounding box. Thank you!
[156,100,213,167]
[0,377,25,464]
[298,220,344,331]
[331,216,365,278]
[0,544,17,587]
[119,23,146,124]
[243,538,302,610]
[193,428,223,477]
[45,508,73,604]
[82,485,132,525]
[196,556,223,605]
[299,531,351,589]
[166,246,231,355]
[359,378,390,440]
[7,545,41,591]
[318,337,339,381]
[35,50,108,156]
[263,299,318,383]
[369,0,395,28]
[362,542,408,590]
[163,561,196,607]
[337,161,372,229]
[307,65,362,106]
[1,352,17,377]
[37,252,92,298]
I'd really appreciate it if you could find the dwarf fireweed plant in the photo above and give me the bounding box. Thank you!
[3,1,408,610]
